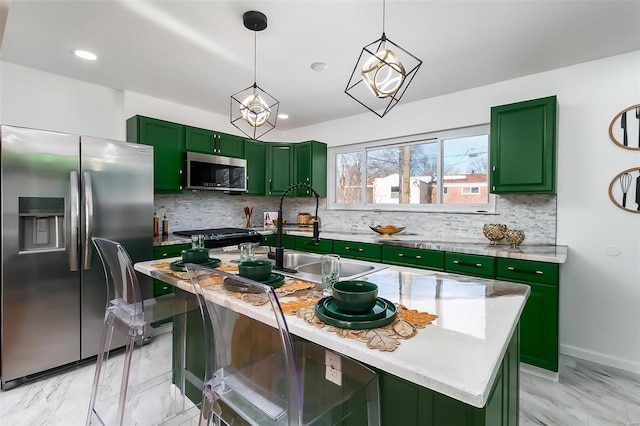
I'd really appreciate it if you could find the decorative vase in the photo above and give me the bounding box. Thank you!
[482,223,507,245]
[504,229,525,247]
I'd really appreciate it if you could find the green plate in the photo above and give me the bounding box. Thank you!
[170,258,221,272]
[315,297,397,330]
[222,273,286,293]
[322,297,388,321]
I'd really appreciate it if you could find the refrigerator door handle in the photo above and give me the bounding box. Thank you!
[70,171,79,271]
[83,172,94,270]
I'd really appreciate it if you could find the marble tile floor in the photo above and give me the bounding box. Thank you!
[1,331,638,426]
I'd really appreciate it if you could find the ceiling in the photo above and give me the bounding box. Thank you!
[1,1,639,131]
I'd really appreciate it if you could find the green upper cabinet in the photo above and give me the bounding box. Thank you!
[294,141,327,197]
[185,126,244,158]
[244,139,266,195]
[266,143,294,196]
[490,95,557,193]
[126,115,184,193]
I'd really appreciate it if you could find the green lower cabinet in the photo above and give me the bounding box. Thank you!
[381,246,444,270]
[295,236,333,254]
[378,327,519,426]
[175,302,520,426]
[260,233,296,249]
[152,244,190,296]
[445,252,495,278]
[333,240,381,262]
[261,234,277,247]
[496,258,559,371]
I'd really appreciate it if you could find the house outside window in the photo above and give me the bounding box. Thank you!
[330,125,494,212]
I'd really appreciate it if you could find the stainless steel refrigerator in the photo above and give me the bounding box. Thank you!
[0,125,154,388]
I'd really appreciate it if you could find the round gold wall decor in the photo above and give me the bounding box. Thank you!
[608,167,640,213]
[609,104,640,150]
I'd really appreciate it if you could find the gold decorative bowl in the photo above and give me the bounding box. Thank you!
[482,223,507,245]
[370,225,406,235]
[504,229,525,247]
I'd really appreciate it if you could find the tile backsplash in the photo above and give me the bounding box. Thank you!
[155,192,557,244]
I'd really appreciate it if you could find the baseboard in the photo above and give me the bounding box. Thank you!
[560,344,640,375]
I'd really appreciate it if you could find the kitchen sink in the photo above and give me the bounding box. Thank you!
[297,261,377,278]
[263,251,387,283]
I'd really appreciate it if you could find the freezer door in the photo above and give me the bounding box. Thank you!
[79,136,154,358]
[1,125,81,384]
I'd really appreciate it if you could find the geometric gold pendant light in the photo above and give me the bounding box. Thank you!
[231,11,279,140]
[345,0,422,118]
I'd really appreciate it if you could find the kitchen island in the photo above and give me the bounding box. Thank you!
[135,251,529,425]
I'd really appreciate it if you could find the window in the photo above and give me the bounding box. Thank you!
[329,125,494,212]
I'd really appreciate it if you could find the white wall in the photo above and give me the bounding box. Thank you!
[2,52,639,373]
[283,51,640,373]
[0,62,124,139]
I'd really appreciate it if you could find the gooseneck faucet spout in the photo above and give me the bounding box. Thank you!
[274,183,320,272]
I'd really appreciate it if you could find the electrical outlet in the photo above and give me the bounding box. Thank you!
[325,350,342,386]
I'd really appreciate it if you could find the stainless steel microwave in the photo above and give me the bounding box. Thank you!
[185,151,247,192]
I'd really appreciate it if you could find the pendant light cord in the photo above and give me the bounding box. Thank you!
[382,0,386,34]
[253,29,258,85]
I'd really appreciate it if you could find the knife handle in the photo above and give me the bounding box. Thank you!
[622,112,628,146]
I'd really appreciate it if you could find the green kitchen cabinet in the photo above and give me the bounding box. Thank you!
[244,139,266,195]
[152,243,190,296]
[490,95,557,193]
[333,240,381,262]
[266,143,294,196]
[185,125,244,158]
[381,245,444,271]
[496,258,559,371]
[126,115,184,193]
[261,233,296,249]
[445,252,495,278]
[261,234,277,247]
[294,141,327,197]
[294,236,333,254]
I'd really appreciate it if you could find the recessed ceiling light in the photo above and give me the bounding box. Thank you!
[74,50,97,61]
[278,114,289,119]
[310,62,328,72]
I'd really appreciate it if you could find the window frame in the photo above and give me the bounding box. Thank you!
[328,124,496,213]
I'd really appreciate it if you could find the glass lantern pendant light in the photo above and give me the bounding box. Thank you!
[345,0,422,118]
[231,11,279,140]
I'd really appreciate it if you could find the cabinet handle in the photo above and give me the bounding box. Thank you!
[344,246,364,252]
[161,252,169,257]
[453,260,483,267]
[398,253,421,259]
[507,266,543,275]
[269,179,272,195]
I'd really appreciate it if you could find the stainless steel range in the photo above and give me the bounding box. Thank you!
[173,228,262,248]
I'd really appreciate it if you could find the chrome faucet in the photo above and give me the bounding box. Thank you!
[273,183,320,272]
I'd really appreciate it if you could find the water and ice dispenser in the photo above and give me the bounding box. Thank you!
[18,197,65,253]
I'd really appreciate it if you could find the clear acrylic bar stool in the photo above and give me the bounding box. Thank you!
[185,263,381,426]
[87,237,202,426]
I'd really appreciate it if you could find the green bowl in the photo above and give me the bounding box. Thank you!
[238,260,273,282]
[181,248,209,264]
[332,281,379,313]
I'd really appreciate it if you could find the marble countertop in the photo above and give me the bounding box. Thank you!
[260,227,568,263]
[135,251,530,408]
[153,235,192,246]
